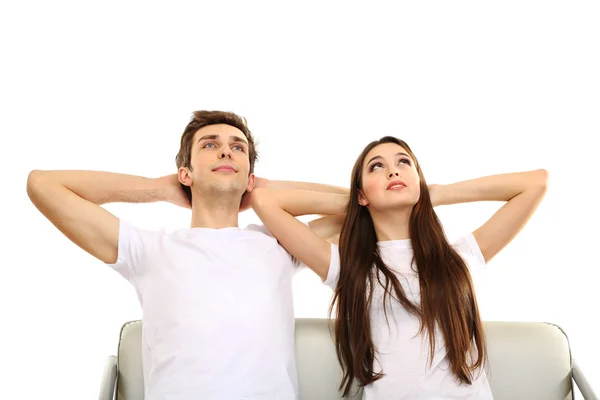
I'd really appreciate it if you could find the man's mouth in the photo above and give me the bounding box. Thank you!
[212,164,237,173]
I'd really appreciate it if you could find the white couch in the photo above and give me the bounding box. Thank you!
[98,319,597,400]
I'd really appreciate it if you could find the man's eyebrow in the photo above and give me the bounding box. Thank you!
[197,134,248,145]
[231,136,248,145]
[196,134,218,144]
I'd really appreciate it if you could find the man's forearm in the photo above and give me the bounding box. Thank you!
[434,169,548,206]
[264,179,349,195]
[28,170,167,205]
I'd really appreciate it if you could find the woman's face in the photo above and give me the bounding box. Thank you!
[359,142,421,211]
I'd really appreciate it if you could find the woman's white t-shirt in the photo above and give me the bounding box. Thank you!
[324,233,494,400]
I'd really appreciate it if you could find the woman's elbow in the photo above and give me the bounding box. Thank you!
[533,169,549,191]
[249,188,273,210]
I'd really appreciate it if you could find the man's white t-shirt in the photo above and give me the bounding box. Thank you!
[324,233,494,400]
[107,220,302,400]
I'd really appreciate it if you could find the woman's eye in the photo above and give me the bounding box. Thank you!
[370,162,383,171]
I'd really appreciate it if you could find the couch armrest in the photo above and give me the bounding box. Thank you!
[98,355,117,400]
[573,359,598,400]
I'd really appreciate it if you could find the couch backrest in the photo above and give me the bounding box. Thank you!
[115,319,573,400]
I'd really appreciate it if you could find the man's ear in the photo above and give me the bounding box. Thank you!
[358,189,369,206]
[178,167,192,187]
[246,173,256,192]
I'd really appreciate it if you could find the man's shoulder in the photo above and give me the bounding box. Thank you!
[118,219,167,239]
[243,220,311,235]
[242,223,273,237]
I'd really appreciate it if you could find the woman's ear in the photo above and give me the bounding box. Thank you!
[358,189,369,206]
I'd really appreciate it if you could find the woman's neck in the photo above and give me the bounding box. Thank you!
[369,206,412,241]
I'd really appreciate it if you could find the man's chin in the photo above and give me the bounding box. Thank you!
[204,182,247,196]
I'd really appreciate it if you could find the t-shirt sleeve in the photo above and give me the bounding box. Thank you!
[323,243,341,289]
[105,219,152,285]
[452,232,487,276]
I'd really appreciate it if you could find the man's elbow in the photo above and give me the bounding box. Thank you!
[26,170,44,198]
[26,170,56,201]
[532,169,549,192]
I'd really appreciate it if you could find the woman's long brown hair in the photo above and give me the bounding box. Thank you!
[330,137,487,397]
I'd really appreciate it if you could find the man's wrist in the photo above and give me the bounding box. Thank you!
[153,175,174,203]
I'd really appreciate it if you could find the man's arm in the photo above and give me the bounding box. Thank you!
[429,169,548,263]
[26,171,186,264]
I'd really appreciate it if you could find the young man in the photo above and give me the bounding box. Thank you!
[26,110,346,400]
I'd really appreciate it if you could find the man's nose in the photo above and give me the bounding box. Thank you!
[219,146,232,159]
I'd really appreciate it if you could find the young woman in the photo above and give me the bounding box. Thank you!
[251,136,547,399]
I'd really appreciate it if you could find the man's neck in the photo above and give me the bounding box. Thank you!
[370,206,412,241]
[190,195,240,229]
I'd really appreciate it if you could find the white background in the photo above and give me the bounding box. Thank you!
[2,1,598,398]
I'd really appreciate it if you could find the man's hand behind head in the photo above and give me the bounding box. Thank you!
[160,174,192,209]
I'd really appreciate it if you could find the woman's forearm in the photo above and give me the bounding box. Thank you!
[264,179,349,195]
[252,188,348,217]
[435,169,548,206]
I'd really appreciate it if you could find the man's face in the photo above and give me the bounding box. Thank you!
[179,124,254,200]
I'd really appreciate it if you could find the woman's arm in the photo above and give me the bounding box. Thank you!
[432,169,548,263]
[251,189,348,280]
